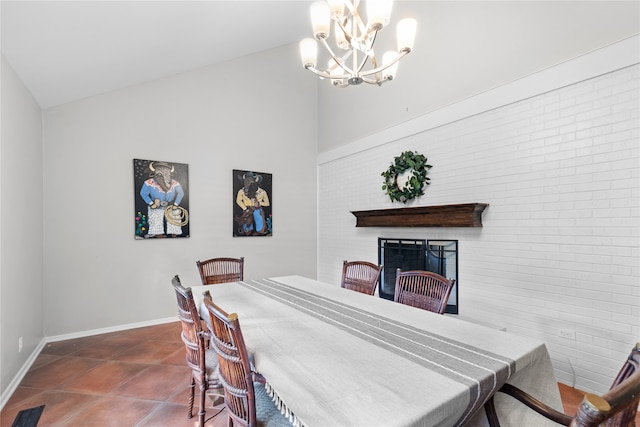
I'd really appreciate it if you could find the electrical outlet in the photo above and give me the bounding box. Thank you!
[18,336,23,352]
[559,329,576,340]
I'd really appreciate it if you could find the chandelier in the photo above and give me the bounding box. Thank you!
[299,0,416,87]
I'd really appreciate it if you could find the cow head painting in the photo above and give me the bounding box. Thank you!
[233,170,272,236]
[134,159,189,239]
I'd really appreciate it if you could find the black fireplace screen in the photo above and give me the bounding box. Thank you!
[378,238,458,314]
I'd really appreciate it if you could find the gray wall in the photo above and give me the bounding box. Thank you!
[0,55,44,395]
[41,44,317,336]
[1,42,318,402]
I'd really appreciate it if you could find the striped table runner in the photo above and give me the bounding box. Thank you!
[242,278,515,426]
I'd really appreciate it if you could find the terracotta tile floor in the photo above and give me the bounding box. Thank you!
[1,321,636,426]
[0,322,227,427]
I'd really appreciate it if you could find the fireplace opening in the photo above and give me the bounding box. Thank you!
[378,238,458,314]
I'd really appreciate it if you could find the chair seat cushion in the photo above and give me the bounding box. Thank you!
[205,348,218,371]
[205,348,223,390]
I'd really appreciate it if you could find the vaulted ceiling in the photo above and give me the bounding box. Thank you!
[2,1,638,111]
[1,1,313,108]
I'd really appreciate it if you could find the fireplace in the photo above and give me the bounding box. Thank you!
[378,238,458,314]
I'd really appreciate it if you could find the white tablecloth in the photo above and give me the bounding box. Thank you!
[191,276,562,427]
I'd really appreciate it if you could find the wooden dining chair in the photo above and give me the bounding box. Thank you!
[341,260,383,296]
[171,275,223,427]
[484,343,640,427]
[201,292,292,427]
[393,269,455,314]
[196,257,244,285]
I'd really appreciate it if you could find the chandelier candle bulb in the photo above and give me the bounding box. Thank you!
[327,0,345,18]
[311,1,331,39]
[300,39,318,68]
[397,18,417,52]
[367,0,393,30]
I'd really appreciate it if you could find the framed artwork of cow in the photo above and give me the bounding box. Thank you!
[134,158,190,239]
[233,169,272,237]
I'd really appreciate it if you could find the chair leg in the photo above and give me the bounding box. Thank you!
[188,376,195,419]
[198,384,206,427]
[484,396,501,427]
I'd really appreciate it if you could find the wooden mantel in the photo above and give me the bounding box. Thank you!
[351,203,488,228]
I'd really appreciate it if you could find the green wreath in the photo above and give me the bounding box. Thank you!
[381,151,432,203]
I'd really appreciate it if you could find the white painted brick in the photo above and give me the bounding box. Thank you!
[613,119,639,133]
[611,78,639,95]
[560,81,595,100]
[576,106,612,122]
[318,64,640,394]
[594,111,633,128]
[560,101,595,118]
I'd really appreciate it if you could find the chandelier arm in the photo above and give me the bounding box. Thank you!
[354,53,370,76]
[330,50,354,72]
[303,65,334,80]
[333,18,376,51]
[343,0,357,16]
[318,37,355,74]
[331,80,351,88]
[354,29,379,76]
[359,50,409,77]
[364,29,379,56]
[335,18,352,44]
[305,65,353,82]
[361,24,383,45]
[361,75,390,86]
[342,1,368,37]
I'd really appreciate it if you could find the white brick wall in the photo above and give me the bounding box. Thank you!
[318,63,639,394]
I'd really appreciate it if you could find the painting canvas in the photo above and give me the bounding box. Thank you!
[233,169,272,237]
[134,158,190,239]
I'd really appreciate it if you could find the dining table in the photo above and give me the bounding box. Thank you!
[190,275,563,427]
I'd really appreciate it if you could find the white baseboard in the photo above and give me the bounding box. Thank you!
[0,316,178,411]
[44,316,178,343]
[0,340,47,411]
